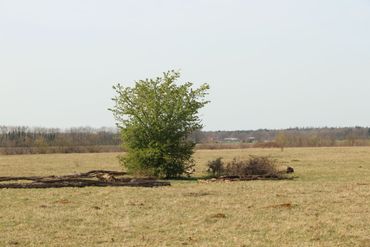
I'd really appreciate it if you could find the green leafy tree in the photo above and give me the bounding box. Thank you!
[110,70,210,178]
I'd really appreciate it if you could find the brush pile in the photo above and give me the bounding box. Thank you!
[0,170,170,189]
[205,156,294,181]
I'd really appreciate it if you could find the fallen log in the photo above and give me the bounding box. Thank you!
[0,180,170,189]
[0,170,127,182]
[0,170,170,188]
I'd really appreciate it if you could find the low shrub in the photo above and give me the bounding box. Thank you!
[225,156,279,177]
[207,157,224,177]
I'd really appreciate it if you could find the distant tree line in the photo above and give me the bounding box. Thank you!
[1,126,369,155]
[0,126,121,154]
[192,126,370,148]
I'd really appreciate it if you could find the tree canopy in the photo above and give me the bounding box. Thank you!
[110,70,209,178]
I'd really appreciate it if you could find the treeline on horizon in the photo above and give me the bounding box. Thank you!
[0,126,121,155]
[0,126,369,155]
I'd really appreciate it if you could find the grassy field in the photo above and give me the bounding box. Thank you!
[1,147,370,247]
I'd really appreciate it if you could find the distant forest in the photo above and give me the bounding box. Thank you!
[0,126,121,154]
[0,126,369,155]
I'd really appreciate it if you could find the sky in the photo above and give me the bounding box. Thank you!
[1,0,370,131]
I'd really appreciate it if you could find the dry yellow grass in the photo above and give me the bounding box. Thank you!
[1,147,370,247]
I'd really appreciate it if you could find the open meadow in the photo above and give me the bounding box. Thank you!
[1,147,370,247]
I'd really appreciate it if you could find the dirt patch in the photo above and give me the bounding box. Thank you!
[183,192,213,197]
[210,213,226,218]
[55,199,72,204]
[264,203,294,209]
[8,241,19,246]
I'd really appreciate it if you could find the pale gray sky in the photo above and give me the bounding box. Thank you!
[1,0,369,130]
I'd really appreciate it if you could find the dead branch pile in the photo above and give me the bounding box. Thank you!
[206,156,294,181]
[0,170,170,189]
[198,175,294,184]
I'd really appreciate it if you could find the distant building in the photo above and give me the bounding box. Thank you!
[223,137,240,143]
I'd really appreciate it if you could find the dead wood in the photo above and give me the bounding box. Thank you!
[0,170,170,189]
[0,170,127,182]
[219,174,288,180]
[199,174,293,183]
